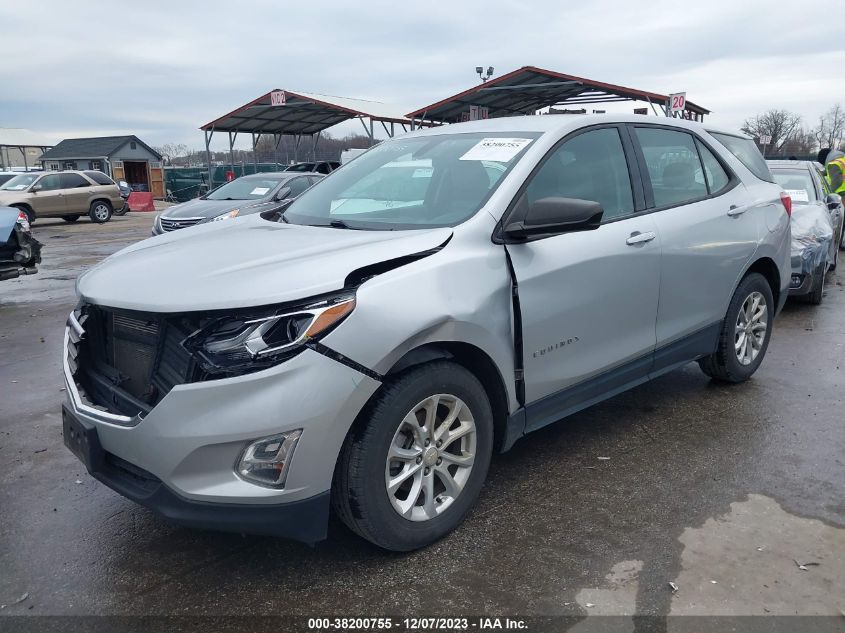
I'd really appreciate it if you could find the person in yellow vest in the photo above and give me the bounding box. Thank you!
[818,148,845,195]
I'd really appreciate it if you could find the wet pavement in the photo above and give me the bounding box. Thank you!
[0,213,843,624]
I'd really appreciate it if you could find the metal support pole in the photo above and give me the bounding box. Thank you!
[228,131,236,175]
[21,146,28,172]
[294,135,301,163]
[312,131,321,161]
[252,133,259,172]
[273,134,281,170]
[370,119,374,146]
[204,129,214,190]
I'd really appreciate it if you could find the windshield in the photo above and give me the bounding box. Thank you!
[205,177,282,201]
[771,169,818,204]
[283,132,539,229]
[0,174,39,191]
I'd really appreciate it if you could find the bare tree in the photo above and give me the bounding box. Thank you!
[778,129,817,157]
[741,109,802,152]
[154,143,190,165]
[813,104,845,151]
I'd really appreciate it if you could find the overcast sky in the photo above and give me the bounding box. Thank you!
[2,0,843,151]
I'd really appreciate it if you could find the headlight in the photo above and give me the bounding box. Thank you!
[210,209,240,222]
[184,293,355,376]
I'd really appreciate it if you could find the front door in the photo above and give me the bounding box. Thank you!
[30,173,67,217]
[505,126,661,432]
[631,125,759,351]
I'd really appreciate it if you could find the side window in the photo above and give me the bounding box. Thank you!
[37,174,64,191]
[695,140,731,195]
[817,168,831,195]
[635,127,708,207]
[526,127,634,222]
[286,178,310,197]
[60,173,90,189]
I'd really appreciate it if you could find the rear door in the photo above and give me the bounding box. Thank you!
[31,174,67,216]
[505,125,661,431]
[630,125,758,361]
[60,173,92,214]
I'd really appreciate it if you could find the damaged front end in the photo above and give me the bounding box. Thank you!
[0,207,42,282]
[788,205,833,294]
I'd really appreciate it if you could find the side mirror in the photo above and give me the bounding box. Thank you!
[274,186,292,201]
[30,184,42,193]
[504,197,603,239]
[826,193,842,211]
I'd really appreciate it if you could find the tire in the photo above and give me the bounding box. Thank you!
[698,272,774,383]
[333,361,493,551]
[113,203,129,216]
[88,200,112,223]
[830,241,839,271]
[62,215,80,223]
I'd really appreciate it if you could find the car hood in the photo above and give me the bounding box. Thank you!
[162,197,269,219]
[78,214,452,311]
[0,191,27,204]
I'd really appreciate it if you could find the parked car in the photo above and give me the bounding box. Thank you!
[285,161,340,174]
[0,171,19,187]
[0,206,41,281]
[63,115,790,551]
[0,170,122,224]
[152,172,322,235]
[768,160,841,304]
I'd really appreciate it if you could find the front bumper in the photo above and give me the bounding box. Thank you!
[63,403,330,541]
[63,319,380,540]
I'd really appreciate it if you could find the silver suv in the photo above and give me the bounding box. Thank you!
[62,115,791,551]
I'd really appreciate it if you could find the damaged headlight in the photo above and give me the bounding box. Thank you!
[185,293,355,376]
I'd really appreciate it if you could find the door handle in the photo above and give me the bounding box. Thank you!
[626,231,656,245]
[727,205,746,217]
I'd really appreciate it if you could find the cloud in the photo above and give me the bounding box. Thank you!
[1,0,841,150]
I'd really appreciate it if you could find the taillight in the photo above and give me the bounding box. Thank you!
[16,211,31,232]
[780,192,792,217]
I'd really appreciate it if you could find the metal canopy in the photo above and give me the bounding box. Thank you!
[201,89,413,136]
[199,90,421,186]
[406,66,710,123]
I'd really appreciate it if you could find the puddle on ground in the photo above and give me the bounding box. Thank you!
[571,494,844,621]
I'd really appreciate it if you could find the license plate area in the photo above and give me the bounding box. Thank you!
[62,405,104,472]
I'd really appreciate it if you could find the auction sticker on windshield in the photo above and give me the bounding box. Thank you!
[250,187,271,195]
[460,138,532,162]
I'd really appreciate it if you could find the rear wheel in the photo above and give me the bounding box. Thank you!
[699,273,773,383]
[88,200,112,223]
[62,215,79,223]
[333,361,493,551]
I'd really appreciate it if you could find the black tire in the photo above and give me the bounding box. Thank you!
[698,272,774,383]
[830,243,838,271]
[113,203,129,216]
[62,215,80,223]
[88,200,112,223]
[332,361,493,551]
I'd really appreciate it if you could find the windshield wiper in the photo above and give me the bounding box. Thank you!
[324,219,364,230]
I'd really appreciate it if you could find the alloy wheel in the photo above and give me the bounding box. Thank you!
[735,291,767,366]
[385,394,477,522]
[93,204,110,221]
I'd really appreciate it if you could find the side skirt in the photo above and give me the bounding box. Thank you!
[501,321,721,451]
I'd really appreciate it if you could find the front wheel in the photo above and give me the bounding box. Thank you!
[89,200,112,223]
[113,203,129,216]
[333,361,493,551]
[699,272,774,383]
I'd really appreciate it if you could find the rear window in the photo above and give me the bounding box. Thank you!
[771,169,817,204]
[709,132,774,183]
[84,171,115,186]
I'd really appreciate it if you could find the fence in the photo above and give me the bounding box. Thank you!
[164,163,289,202]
